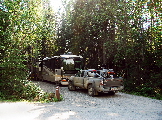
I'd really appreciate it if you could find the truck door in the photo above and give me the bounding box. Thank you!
[74,71,84,87]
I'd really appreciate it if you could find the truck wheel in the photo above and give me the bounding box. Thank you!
[88,84,95,97]
[68,82,76,91]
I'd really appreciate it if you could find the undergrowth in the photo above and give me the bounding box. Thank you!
[123,82,162,100]
[0,79,63,103]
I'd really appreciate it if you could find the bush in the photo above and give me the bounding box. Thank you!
[123,80,162,100]
[0,79,62,102]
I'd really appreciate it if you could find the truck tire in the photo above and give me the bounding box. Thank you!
[68,82,76,91]
[88,84,95,97]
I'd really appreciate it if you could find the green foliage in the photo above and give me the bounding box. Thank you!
[0,79,62,102]
[0,0,58,102]
[1,0,161,100]
[123,82,162,100]
[57,0,162,99]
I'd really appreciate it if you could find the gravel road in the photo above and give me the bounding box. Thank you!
[0,81,162,120]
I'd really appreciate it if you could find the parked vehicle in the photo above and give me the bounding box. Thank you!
[34,52,83,85]
[68,69,124,96]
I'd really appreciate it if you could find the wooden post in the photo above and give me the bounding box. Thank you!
[55,86,60,100]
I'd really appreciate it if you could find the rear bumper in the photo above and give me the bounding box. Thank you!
[97,86,124,92]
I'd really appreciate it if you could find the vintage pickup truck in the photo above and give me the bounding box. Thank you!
[68,69,124,96]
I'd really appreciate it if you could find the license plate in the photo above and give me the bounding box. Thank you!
[111,87,118,90]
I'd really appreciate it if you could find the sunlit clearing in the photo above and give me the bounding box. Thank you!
[47,111,76,120]
[107,113,119,116]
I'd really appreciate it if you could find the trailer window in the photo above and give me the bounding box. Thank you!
[74,61,81,70]
[63,59,74,70]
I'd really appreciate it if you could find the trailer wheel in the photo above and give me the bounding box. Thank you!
[68,82,76,91]
[88,84,95,97]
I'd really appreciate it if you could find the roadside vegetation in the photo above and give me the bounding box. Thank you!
[0,0,161,101]
[57,0,162,100]
[0,0,60,102]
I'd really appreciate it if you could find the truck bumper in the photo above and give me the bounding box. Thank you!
[97,86,124,92]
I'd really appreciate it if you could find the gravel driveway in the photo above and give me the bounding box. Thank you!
[0,81,162,120]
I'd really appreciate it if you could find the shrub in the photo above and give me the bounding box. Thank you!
[0,78,62,102]
[123,79,162,100]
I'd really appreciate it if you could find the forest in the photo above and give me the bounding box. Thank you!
[0,0,162,101]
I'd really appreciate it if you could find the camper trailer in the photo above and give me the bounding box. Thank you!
[36,53,83,85]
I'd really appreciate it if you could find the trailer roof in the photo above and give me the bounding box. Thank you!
[40,54,83,61]
[60,54,83,58]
